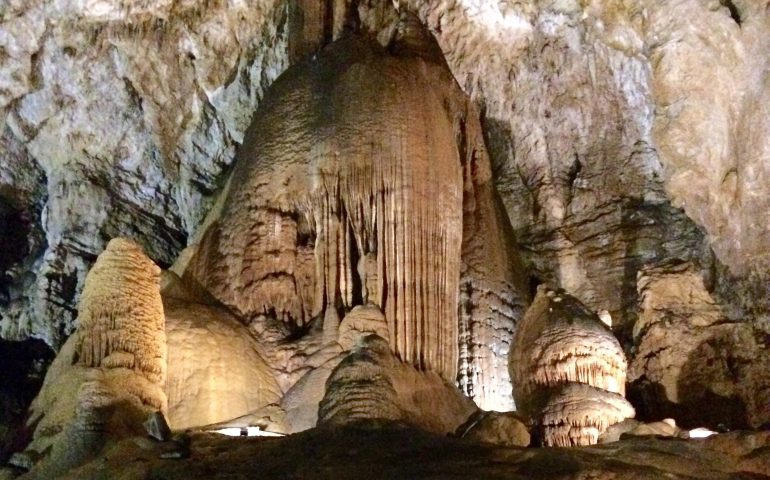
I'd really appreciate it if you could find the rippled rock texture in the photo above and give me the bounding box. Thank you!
[510,287,634,446]
[4,0,770,365]
[2,2,770,475]
[629,261,770,429]
[180,20,527,411]
[20,239,167,479]
[0,0,289,347]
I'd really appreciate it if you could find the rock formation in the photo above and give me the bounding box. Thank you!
[162,272,282,431]
[540,383,635,447]
[629,261,770,429]
[510,286,634,446]
[20,238,167,478]
[0,0,289,350]
[2,1,770,478]
[318,335,478,435]
[337,304,389,352]
[456,411,530,448]
[180,14,526,411]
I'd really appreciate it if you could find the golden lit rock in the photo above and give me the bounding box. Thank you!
[510,286,633,446]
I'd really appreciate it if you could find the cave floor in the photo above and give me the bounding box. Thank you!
[37,422,770,480]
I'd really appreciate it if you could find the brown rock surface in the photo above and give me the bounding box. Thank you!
[20,238,167,478]
[182,19,526,411]
[510,286,633,446]
[163,294,282,431]
[41,422,770,480]
[540,383,635,447]
[510,287,628,411]
[336,304,389,352]
[318,335,478,435]
[458,411,531,448]
[629,261,770,429]
[0,0,289,348]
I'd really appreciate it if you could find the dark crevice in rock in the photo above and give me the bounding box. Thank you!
[0,199,32,306]
[0,338,55,463]
[720,0,742,25]
[566,153,582,190]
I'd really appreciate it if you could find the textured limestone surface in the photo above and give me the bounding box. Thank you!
[2,1,770,473]
[540,383,635,447]
[20,238,167,479]
[3,0,770,409]
[318,335,478,435]
[510,286,634,446]
[182,21,526,410]
[336,304,389,352]
[629,261,770,429]
[2,0,769,364]
[457,410,531,447]
[162,279,282,431]
[0,0,289,347]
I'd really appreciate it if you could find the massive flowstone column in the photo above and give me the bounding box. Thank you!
[183,16,526,395]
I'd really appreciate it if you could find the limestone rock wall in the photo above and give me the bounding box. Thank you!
[1,0,770,433]
[391,0,769,336]
[629,262,770,429]
[0,0,289,347]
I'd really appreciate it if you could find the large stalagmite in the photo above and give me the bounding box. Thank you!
[72,238,167,389]
[318,335,478,434]
[19,238,167,478]
[181,15,526,408]
[510,286,633,446]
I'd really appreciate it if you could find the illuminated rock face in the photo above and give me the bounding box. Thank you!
[21,238,167,478]
[72,238,167,390]
[162,273,282,431]
[510,286,634,446]
[540,384,634,447]
[183,19,526,410]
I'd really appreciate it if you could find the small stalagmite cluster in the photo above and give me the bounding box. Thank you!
[509,286,634,446]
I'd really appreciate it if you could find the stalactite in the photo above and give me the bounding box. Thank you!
[457,101,529,411]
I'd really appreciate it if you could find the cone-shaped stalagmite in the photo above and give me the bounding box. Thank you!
[510,286,633,446]
[21,238,167,478]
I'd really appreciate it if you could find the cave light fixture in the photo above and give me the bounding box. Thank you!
[688,427,717,439]
[212,426,285,437]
